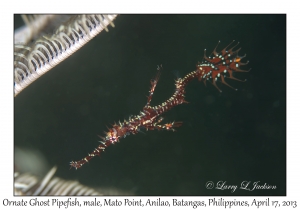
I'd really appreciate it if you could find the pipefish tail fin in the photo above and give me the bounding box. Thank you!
[14,14,118,97]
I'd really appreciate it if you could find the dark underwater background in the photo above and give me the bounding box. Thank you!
[14,14,286,195]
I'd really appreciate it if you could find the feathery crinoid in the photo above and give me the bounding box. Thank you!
[14,166,101,196]
[15,15,57,45]
[14,14,117,96]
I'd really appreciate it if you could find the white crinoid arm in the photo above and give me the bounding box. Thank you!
[14,14,118,97]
